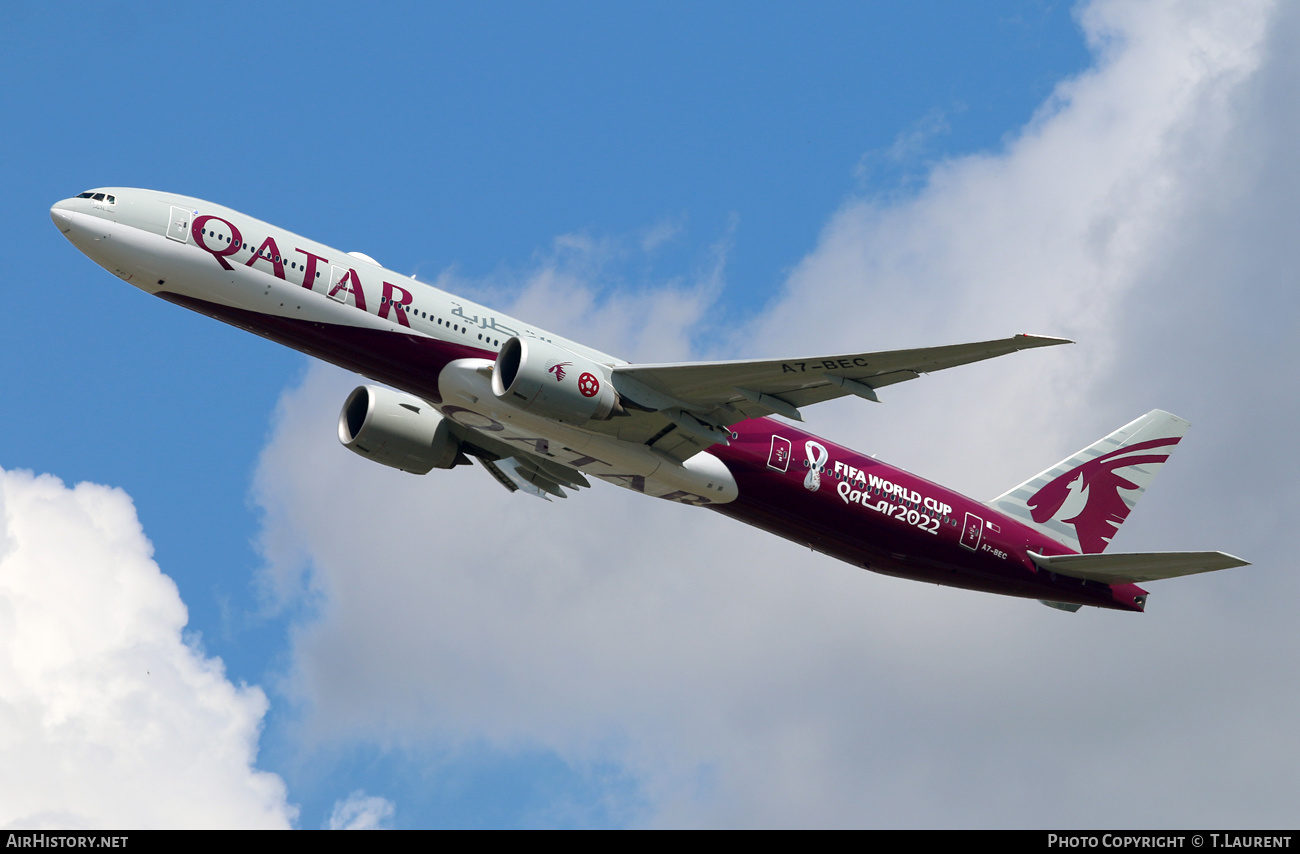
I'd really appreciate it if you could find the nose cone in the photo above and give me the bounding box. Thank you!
[50,200,75,233]
[49,198,112,260]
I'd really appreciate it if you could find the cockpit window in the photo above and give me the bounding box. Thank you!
[75,192,115,204]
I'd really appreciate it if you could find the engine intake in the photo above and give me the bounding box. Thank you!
[492,337,619,425]
[338,385,461,474]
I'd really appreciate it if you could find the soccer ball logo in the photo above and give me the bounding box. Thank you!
[578,372,600,397]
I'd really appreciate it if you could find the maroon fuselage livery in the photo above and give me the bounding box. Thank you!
[715,424,1145,609]
[163,291,1145,612]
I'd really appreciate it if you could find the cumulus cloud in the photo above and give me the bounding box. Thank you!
[254,0,1300,827]
[748,0,1276,490]
[0,468,295,829]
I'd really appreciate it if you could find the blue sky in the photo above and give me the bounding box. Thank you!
[4,0,1297,829]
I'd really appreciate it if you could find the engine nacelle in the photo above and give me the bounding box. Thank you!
[491,337,619,426]
[338,385,461,474]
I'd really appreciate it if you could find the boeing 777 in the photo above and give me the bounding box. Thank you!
[50,188,1248,612]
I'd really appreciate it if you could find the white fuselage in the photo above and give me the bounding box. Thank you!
[51,188,737,503]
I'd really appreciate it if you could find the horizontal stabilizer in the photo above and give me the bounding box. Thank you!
[1028,551,1249,585]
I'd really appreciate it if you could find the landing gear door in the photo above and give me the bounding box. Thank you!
[960,512,984,551]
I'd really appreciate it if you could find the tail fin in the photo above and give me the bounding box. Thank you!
[989,410,1189,554]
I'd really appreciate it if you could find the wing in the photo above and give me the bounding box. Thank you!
[607,334,1070,460]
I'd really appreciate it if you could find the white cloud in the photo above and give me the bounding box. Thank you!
[640,216,686,253]
[253,0,1300,827]
[327,791,395,829]
[0,468,295,829]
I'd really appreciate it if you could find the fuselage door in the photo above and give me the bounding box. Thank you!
[767,435,793,472]
[960,512,984,551]
[165,207,191,243]
[327,265,357,306]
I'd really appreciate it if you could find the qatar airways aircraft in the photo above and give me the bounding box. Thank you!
[50,188,1247,613]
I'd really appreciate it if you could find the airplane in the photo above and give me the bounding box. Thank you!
[49,188,1248,613]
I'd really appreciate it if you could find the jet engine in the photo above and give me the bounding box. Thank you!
[491,337,621,426]
[338,385,461,474]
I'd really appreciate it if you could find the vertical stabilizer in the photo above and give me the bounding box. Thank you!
[989,410,1189,554]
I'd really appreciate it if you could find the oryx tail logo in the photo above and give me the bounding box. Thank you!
[546,361,573,382]
[1027,437,1180,553]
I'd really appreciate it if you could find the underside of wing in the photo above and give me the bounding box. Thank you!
[604,334,1069,460]
[477,455,589,500]
[448,420,591,500]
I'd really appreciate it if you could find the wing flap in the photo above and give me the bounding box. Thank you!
[479,456,581,500]
[455,425,588,500]
[503,458,570,499]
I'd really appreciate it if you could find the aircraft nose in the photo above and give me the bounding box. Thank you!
[50,201,74,233]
